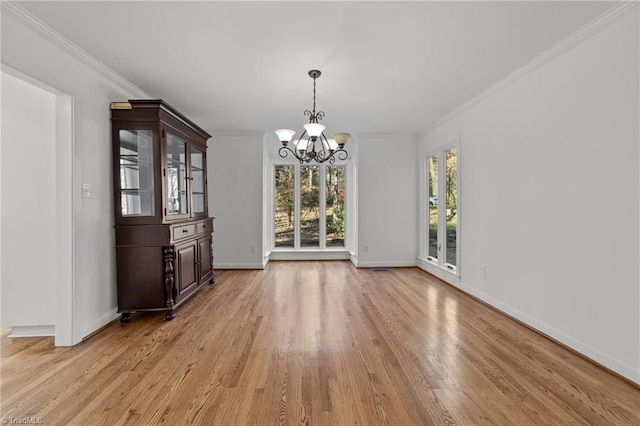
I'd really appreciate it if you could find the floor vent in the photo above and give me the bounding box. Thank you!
[371,268,391,272]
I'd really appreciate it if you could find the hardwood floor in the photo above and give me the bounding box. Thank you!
[2,261,639,425]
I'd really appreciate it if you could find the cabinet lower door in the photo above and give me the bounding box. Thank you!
[198,237,214,284]
[175,241,198,302]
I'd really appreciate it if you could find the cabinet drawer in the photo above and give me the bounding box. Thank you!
[196,220,212,234]
[173,224,195,241]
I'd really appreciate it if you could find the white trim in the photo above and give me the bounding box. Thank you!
[55,93,75,346]
[420,2,639,137]
[635,2,640,383]
[417,260,639,384]
[357,132,418,140]
[417,257,461,286]
[422,140,460,276]
[355,261,417,268]
[1,65,77,346]
[214,263,266,270]
[8,325,55,338]
[269,250,350,261]
[439,271,639,384]
[1,1,149,99]
[637,4,640,380]
[77,308,118,341]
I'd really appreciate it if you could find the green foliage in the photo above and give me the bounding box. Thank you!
[275,166,294,224]
[446,148,457,221]
[333,203,345,238]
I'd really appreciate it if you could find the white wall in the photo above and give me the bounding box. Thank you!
[2,5,149,341]
[357,135,418,267]
[419,10,640,383]
[208,132,264,269]
[1,72,56,332]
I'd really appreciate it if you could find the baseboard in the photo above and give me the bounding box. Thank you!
[8,325,55,337]
[416,266,640,386]
[269,251,351,261]
[214,263,266,269]
[417,257,461,285]
[77,308,119,342]
[355,260,417,268]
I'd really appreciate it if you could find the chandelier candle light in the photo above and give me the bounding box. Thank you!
[275,70,350,164]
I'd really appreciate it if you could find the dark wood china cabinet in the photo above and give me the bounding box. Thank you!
[111,100,214,322]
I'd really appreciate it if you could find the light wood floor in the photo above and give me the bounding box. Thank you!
[2,261,639,425]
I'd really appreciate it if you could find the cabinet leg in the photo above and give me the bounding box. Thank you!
[165,309,176,321]
[120,313,132,323]
[209,271,216,284]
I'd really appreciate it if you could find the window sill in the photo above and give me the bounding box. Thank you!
[417,257,461,285]
[270,248,351,261]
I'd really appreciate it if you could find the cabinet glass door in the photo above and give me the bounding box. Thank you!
[190,147,206,214]
[166,133,188,216]
[119,129,155,217]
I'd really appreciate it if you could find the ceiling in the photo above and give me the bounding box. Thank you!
[18,1,614,136]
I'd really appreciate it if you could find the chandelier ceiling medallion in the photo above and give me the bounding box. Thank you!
[275,70,350,164]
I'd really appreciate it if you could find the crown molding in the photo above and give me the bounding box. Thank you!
[357,133,417,140]
[420,1,639,138]
[2,1,149,99]
[213,130,266,138]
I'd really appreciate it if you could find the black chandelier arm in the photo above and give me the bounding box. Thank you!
[279,146,309,163]
[304,110,325,123]
[334,148,349,161]
[279,145,347,165]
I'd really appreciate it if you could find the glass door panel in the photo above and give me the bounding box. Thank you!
[119,129,155,217]
[326,166,345,247]
[190,146,205,214]
[300,166,320,247]
[445,148,457,267]
[428,155,438,259]
[274,165,294,247]
[166,133,188,216]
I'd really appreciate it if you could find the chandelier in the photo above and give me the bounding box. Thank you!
[275,70,350,164]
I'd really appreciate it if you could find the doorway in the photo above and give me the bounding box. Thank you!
[1,67,74,346]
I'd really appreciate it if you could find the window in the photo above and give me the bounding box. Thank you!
[427,155,438,259]
[275,165,294,247]
[326,166,345,247]
[273,163,346,250]
[424,145,458,272]
[300,166,320,247]
[445,147,457,267]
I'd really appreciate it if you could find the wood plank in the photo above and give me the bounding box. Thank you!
[2,261,639,425]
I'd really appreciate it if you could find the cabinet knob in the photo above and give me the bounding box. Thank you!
[182,229,188,233]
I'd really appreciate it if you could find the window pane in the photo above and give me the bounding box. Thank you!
[300,166,320,247]
[445,148,457,266]
[326,166,345,247]
[119,129,155,217]
[275,165,294,247]
[190,147,205,214]
[428,155,438,259]
[166,133,188,215]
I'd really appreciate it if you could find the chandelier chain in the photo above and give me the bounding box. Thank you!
[312,75,317,115]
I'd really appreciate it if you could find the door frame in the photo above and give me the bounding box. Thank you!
[2,65,76,346]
